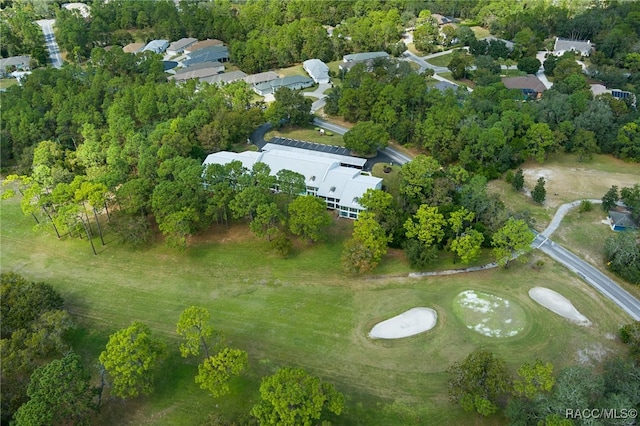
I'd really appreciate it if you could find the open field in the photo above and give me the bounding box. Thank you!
[264,125,345,146]
[488,154,640,231]
[276,64,306,78]
[0,182,633,425]
[0,78,19,90]
[425,53,452,68]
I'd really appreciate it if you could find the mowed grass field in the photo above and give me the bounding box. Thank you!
[0,161,635,425]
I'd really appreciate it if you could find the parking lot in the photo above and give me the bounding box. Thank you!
[270,137,353,156]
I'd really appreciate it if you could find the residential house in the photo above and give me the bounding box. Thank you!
[502,75,547,100]
[200,70,247,85]
[0,56,31,76]
[202,145,382,219]
[142,40,169,54]
[253,75,314,96]
[343,51,390,63]
[482,35,515,50]
[243,71,280,86]
[591,84,637,108]
[166,37,197,56]
[182,45,229,66]
[553,37,593,56]
[169,62,225,82]
[608,211,638,231]
[123,42,145,54]
[303,59,330,84]
[184,39,224,55]
[432,80,459,92]
[62,2,91,18]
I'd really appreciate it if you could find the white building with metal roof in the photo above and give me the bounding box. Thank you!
[202,146,382,219]
[303,59,330,84]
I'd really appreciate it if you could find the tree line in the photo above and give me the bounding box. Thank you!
[1,272,345,425]
[448,335,640,423]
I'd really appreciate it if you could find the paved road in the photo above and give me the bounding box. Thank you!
[312,117,413,165]
[36,19,63,69]
[534,200,640,320]
[402,50,449,74]
[533,233,640,320]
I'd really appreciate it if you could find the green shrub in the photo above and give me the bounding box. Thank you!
[578,200,593,213]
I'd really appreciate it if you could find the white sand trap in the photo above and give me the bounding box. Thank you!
[369,307,437,339]
[529,287,591,326]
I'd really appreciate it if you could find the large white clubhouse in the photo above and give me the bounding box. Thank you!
[203,144,382,219]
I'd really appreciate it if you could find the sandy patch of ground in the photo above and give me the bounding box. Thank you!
[369,307,437,339]
[454,290,526,337]
[576,343,611,365]
[522,163,640,209]
[529,287,591,326]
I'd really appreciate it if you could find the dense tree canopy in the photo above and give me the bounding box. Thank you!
[251,367,344,426]
[14,352,96,426]
[99,321,166,399]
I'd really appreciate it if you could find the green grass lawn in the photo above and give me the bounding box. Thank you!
[471,26,491,39]
[426,53,452,68]
[277,64,306,78]
[1,181,633,425]
[264,125,345,146]
[0,78,18,89]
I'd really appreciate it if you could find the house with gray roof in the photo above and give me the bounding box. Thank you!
[202,146,382,219]
[343,51,390,63]
[167,37,197,56]
[200,70,247,85]
[608,211,638,231]
[142,40,169,54]
[303,59,330,84]
[253,75,314,96]
[0,56,31,76]
[553,37,593,56]
[169,62,224,82]
[432,80,459,92]
[243,71,280,86]
[182,45,229,66]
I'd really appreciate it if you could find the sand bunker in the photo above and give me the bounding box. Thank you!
[529,287,591,326]
[369,307,437,339]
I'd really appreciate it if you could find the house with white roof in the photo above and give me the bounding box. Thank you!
[167,37,197,56]
[62,3,91,18]
[202,145,382,219]
[553,38,593,56]
[302,59,330,84]
[142,40,169,54]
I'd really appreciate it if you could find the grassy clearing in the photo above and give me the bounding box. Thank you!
[277,64,306,78]
[471,26,491,39]
[264,125,345,146]
[500,69,527,77]
[0,78,18,89]
[1,152,635,425]
[426,53,452,67]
